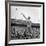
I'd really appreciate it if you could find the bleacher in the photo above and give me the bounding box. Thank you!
[11,19,40,39]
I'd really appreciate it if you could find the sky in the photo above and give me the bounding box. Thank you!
[11,6,42,23]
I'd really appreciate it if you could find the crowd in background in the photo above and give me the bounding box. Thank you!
[11,26,40,40]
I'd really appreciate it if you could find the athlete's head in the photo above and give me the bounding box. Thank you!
[28,16,31,20]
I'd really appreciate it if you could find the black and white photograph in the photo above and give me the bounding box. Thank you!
[5,1,44,45]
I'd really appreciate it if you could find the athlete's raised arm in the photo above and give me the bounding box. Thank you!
[21,13,28,20]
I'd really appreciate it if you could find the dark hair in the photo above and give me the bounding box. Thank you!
[28,17,31,20]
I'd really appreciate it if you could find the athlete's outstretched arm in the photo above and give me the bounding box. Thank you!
[21,13,28,20]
